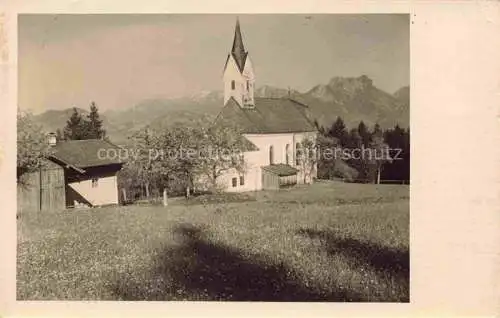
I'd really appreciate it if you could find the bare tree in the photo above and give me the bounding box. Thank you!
[369,126,391,184]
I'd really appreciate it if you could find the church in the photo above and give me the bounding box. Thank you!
[213,19,318,191]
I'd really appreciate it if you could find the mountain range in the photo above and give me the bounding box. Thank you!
[33,76,409,145]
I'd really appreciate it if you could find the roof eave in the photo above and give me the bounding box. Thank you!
[48,155,86,174]
[79,162,125,170]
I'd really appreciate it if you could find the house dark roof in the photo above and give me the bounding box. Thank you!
[49,139,125,169]
[214,97,317,134]
[262,164,299,177]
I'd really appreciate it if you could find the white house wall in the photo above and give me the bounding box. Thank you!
[68,175,119,206]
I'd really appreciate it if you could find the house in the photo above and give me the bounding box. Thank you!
[17,136,125,212]
[213,19,318,191]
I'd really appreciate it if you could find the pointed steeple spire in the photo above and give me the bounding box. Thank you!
[231,18,248,72]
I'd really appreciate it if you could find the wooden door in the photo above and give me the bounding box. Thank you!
[40,167,66,211]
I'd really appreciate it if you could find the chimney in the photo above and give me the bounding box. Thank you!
[47,132,57,146]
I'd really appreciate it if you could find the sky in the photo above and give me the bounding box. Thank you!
[19,14,409,114]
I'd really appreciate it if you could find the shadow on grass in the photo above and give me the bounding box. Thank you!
[111,223,363,301]
[296,228,409,301]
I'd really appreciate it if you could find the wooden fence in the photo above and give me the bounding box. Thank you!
[327,177,409,185]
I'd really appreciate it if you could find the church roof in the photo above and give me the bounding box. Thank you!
[230,18,248,72]
[214,97,317,134]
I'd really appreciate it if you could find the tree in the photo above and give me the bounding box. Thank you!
[122,123,250,199]
[357,121,371,147]
[86,101,106,139]
[345,128,370,182]
[153,123,206,198]
[55,128,64,142]
[382,124,410,183]
[346,128,362,149]
[63,108,87,140]
[373,123,382,138]
[17,110,52,181]
[313,119,325,135]
[368,125,391,184]
[123,127,158,200]
[297,137,318,184]
[61,103,106,141]
[197,124,249,192]
[316,134,338,179]
[328,116,348,147]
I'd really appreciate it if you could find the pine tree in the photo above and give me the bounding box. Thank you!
[357,121,371,147]
[373,123,383,139]
[381,124,410,183]
[347,128,362,149]
[313,119,325,135]
[328,116,348,146]
[63,108,87,140]
[86,101,105,139]
[346,128,368,182]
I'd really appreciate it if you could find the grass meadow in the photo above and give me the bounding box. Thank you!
[17,180,409,302]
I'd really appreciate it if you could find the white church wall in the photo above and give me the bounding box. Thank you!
[241,57,255,106]
[197,130,318,193]
[214,132,319,192]
[223,55,245,106]
[223,55,256,107]
[245,133,296,166]
[218,166,261,193]
[244,132,317,165]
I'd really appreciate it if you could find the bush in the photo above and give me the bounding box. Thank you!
[318,158,358,182]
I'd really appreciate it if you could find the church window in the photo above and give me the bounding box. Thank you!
[285,144,290,165]
[296,143,301,166]
[231,80,235,90]
[269,145,274,165]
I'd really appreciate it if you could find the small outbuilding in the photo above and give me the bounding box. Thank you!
[18,139,125,212]
[261,163,299,190]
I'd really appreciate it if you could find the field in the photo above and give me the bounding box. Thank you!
[17,180,409,302]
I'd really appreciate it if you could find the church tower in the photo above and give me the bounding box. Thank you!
[223,18,255,107]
